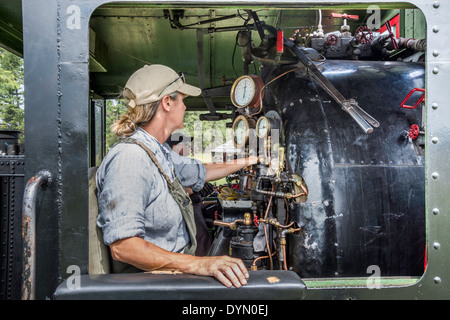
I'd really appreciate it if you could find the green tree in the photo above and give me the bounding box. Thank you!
[0,48,24,142]
[105,99,127,151]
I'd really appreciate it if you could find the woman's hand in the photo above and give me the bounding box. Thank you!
[186,255,249,288]
[110,237,249,288]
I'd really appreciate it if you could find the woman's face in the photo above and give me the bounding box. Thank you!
[171,93,186,130]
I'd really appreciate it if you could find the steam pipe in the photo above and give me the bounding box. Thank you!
[21,170,52,300]
[255,176,308,199]
[279,228,302,271]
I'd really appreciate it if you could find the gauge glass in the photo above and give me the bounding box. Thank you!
[256,116,270,138]
[232,77,255,107]
[233,117,248,147]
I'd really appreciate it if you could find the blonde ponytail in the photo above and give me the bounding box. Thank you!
[111,88,178,137]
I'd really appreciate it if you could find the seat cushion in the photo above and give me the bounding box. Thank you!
[53,270,306,300]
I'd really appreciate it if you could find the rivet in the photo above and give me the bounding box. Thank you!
[433,242,440,250]
[432,172,439,179]
[433,2,440,9]
[432,137,439,144]
[433,208,440,215]
[432,103,438,110]
[433,50,439,57]
[433,67,439,74]
[434,277,441,284]
[432,26,439,33]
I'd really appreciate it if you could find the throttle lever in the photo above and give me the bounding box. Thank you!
[249,10,380,133]
[342,99,378,134]
[285,37,380,133]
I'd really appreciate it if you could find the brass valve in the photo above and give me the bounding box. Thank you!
[213,212,252,230]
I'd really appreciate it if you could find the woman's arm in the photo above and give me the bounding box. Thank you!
[110,236,249,288]
[204,155,258,182]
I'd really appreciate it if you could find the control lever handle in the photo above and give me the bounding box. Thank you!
[249,10,379,134]
[344,101,375,134]
[284,34,380,133]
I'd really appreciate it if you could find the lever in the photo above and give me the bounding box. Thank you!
[249,10,380,134]
[286,38,380,133]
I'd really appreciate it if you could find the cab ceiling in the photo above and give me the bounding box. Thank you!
[89,4,410,110]
[0,1,416,111]
[0,0,23,56]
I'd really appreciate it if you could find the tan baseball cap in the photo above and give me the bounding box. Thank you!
[124,64,202,108]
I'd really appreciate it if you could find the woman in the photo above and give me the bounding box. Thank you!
[96,64,257,288]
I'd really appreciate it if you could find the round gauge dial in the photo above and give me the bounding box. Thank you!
[256,116,270,138]
[230,75,265,109]
[232,115,249,148]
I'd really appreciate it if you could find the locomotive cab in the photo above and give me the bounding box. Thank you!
[4,0,448,302]
[57,3,427,299]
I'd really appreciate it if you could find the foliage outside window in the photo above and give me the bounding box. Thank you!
[0,48,24,143]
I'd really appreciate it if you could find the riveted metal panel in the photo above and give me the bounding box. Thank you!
[0,156,25,300]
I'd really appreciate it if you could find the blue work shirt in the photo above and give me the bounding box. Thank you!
[96,127,206,252]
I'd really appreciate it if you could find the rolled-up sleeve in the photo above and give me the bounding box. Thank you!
[96,145,153,245]
[170,150,206,192]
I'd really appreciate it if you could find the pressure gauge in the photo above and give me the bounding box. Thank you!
[256,116,270,138]
[232,115,255,148]
[230,75,265,109]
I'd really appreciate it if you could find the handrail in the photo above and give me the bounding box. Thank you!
[21,170,52,300]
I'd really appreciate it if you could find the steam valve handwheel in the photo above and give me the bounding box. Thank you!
[355,26,373,44]
[326,34,339,46]
[409,124,420,140]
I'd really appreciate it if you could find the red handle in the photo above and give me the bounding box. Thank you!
[385,21,399,50]
[400,88,425,109]
[326,34,339,46]
[253,214,259,226]
[409,124,420,140]
[277,29,284,53]
[331,13,359,20]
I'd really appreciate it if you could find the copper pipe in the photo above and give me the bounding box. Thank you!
[259,218,294,229]
[281,244,288,271]
[263,196,273,270]
[284,198,289,225]
[250,251,276,270]
[292,182,308,198]
[278,227,302,271]
[213,219,244,230]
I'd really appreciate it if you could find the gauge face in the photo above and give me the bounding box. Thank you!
[256,116,270,138]
[232,116,248,148]
[231,76,255,108]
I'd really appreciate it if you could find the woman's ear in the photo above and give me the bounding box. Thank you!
[160,94,172,112]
